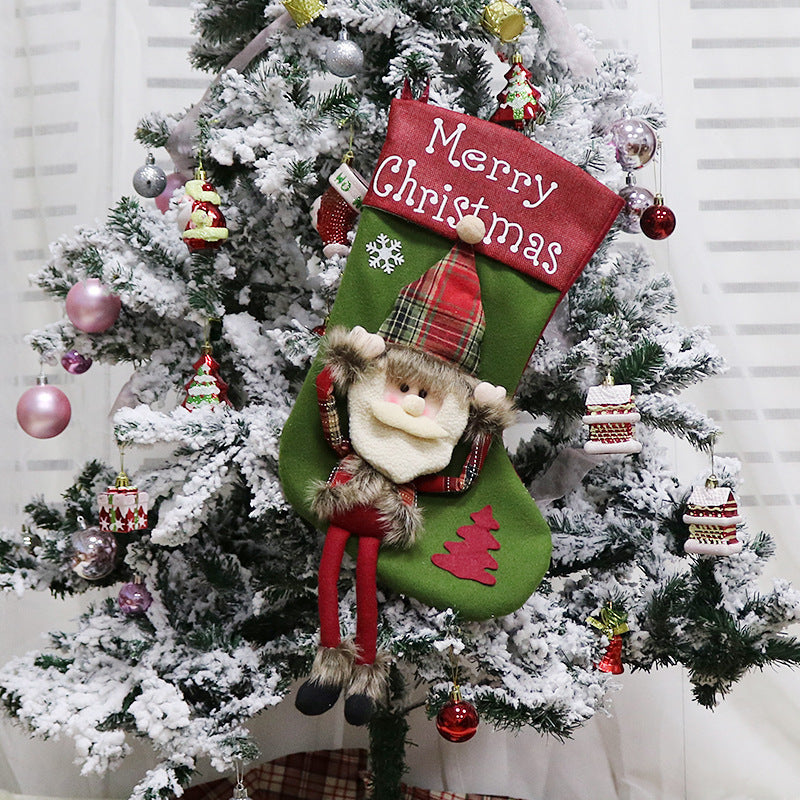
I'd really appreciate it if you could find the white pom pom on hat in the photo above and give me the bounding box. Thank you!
[455,214,486,245]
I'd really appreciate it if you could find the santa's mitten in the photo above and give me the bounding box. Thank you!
[295,641,356,716]
[280,97,622,619]
[343,651,391,727]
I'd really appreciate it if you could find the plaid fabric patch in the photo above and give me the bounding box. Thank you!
[180,748,519,800]
[379,241,485,375]
[316,365,352,457]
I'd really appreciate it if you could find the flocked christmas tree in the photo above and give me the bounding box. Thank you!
[4,1,800,799]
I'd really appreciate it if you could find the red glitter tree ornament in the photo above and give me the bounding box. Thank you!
[490,52,543,131]
[182,345,232,410]
[431,505,501,585]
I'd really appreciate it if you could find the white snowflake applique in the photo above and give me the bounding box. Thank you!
[365,233,404,274]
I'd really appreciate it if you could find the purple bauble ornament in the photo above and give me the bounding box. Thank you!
[155,172,188,214]
[118,579,153,615]
[619,179,655,234]
[610,111,657,171]
[61,350,93,374]
[16,377,71,439]
[71,526,117,580]
[65,279,121,333]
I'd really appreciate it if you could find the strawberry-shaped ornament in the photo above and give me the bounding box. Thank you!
[490,52,543,131]
[178,169,229,252]
[311,156,368,257]
[182,344,232,410]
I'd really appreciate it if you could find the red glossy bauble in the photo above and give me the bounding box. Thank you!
[435,691,479,743]
[640,194,676,240]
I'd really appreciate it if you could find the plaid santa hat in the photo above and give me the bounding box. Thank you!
[378,216,486,376]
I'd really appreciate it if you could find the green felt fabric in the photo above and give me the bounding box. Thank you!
[279,208,559,620]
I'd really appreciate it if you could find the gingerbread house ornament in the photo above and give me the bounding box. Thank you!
[98,468,149,533]
[682,475,743,556]
[582,375,642,454]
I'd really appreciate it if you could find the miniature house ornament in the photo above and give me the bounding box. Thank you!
[582,374,642,454]
[683,474,743,556]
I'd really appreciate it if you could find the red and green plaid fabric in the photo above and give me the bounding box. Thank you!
[317,365,352,458]
[378,241,485,376]
[414,435,492,495]
[181,748,521,800]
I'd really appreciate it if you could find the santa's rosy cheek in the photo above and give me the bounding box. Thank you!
[383,389,404,404]
[421,397,443,418]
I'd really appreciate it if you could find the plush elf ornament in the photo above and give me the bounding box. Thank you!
[295,216,513,725]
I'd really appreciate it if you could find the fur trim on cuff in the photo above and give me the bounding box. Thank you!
[376,492,423,549]
[308,640,357,687]
[347,651,392,702]
[465,392,516,441]
[324,326,383,390]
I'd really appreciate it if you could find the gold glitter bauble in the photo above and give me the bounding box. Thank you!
[481,0,526,43]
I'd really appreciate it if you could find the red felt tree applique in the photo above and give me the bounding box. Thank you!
[431,505,501,585]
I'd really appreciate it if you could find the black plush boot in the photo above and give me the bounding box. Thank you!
[294,642,355,716]
[343,691,375,726]
[295,679,342,716]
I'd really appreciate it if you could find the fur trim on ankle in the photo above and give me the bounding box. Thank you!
[346,651,392,703]
[309,640,357,687]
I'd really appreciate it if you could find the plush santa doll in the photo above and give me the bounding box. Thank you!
[295,216,515,726]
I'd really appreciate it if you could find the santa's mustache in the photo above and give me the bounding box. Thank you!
[369,399,448,440]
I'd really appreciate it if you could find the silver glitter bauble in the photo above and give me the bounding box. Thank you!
[132,153,168,198]
[325,29,364,78]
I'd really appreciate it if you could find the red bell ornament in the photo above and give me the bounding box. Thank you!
[435,686,479,743]
[640,193,676,240]
[588,604,629,675]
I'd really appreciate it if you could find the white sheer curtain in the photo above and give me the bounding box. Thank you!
[3,1,800,798]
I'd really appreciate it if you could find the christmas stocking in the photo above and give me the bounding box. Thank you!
[280,98,622,623]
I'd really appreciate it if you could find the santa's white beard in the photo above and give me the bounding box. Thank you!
[347,369,469,484]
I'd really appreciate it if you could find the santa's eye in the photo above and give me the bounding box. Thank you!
[418,389,428,399]
[399,383,410,393]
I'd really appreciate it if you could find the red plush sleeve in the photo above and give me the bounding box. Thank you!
[413,435,492,494]
[316,365,352,458]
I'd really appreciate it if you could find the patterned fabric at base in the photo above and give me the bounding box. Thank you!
[180,748,520,800]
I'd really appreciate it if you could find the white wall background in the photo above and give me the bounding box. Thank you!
[2,1,800,798]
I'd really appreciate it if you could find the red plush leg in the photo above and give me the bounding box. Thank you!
[355,535,381,665]
[318,525,351,649]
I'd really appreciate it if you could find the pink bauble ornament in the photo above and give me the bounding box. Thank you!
[65,279,121,333]
[118,579,153,615]
[71,526,117,580]
[155,172,187,214]
[610,111,657,171]
[619,179,655,234]
[16,377,71,439]
[640,194,676,240]
[61,350,93,374]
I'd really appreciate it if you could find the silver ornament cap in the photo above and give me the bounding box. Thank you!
[133,153,168,198]
[325,29,364,78]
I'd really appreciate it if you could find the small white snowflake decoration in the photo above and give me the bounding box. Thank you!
[365,233,404,274]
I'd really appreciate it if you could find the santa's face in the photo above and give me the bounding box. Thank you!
[347,357,470,484]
